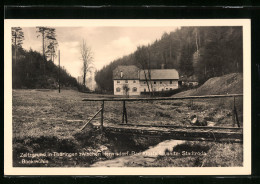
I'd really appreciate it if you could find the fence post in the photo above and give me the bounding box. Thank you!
[122,100,128,124]
[232,97,236,127]
[58,50,61,93]
[101,100,104,132]
[125,101,128,124]
[122,101,124,124]
[232,96,240,128]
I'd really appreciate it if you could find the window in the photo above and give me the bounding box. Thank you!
[144,82,146,84]
[125,80,128,83]
[160,81,162,84]
[133,80,136,83]
[166,88,168,90]
[144,88,146,92]
[154,81,156,84]
[162,89,164,91]
[133,87,137,92]
[116,87,121,92]
[170,80,173,84]
[117,80,120,83]
[170,88,172,91]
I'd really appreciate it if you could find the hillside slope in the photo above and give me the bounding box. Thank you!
[12,48,78,89]
[174,73,243,97]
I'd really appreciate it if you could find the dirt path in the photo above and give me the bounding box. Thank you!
[91,140,185,167]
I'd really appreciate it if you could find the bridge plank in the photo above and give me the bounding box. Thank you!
[92,124,243,143]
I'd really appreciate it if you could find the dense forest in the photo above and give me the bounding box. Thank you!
[12,27,79,89]
[12,47,78,89]
[95,27,243,91]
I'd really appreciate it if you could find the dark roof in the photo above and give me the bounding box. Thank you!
[113,65,140,80]
[113,66,179,80]
[139,69,179,80]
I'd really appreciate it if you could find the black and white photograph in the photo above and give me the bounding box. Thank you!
[4,19,251,175]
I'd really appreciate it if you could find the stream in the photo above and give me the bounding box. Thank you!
[91,139,185,167]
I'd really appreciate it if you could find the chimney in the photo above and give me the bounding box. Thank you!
[161,64,165,69]
[120,71,123,78]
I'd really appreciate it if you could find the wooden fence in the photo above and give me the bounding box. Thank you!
[81,94,243,132]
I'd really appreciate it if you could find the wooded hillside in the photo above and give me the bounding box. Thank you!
[95,27,243,91]
[12,47,78,89]
[12,27,79,89]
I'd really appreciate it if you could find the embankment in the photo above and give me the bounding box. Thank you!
[174,73,243,97]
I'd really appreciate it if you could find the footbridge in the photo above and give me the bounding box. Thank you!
[81,94,243,143]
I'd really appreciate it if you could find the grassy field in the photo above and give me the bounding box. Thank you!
[12,89,243,167]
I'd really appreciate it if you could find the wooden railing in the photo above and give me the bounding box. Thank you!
[81,94,243,132]
[82,94,242,101]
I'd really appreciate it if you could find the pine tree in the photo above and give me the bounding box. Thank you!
[179,43,194,76]
[12,27,24,65]
[36,27,58,61]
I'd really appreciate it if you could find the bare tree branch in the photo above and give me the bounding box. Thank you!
[80,39,94,87]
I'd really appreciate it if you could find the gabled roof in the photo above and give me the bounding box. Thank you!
[113,65,179,80]
[139,69,179,80]
[113,65,140,80]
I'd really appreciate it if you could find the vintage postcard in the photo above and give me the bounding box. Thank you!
[4,19,251,175]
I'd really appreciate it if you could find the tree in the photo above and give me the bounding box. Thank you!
[36,27,58,61]
[80,40,94,87]
[12,27,24,65]
[45,36,58,62]
[123,84,130,96]
[134,46,154,95]
[179,43,194,77]
[12,27,24,47]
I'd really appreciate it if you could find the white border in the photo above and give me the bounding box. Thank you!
[4,19,251,175]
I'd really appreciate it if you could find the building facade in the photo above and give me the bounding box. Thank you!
[113,65,179,96]
[179,75,199,87]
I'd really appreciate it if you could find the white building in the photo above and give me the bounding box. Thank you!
[113,65,179,96]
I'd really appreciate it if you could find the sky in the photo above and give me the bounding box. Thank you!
[22,26,177,78]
